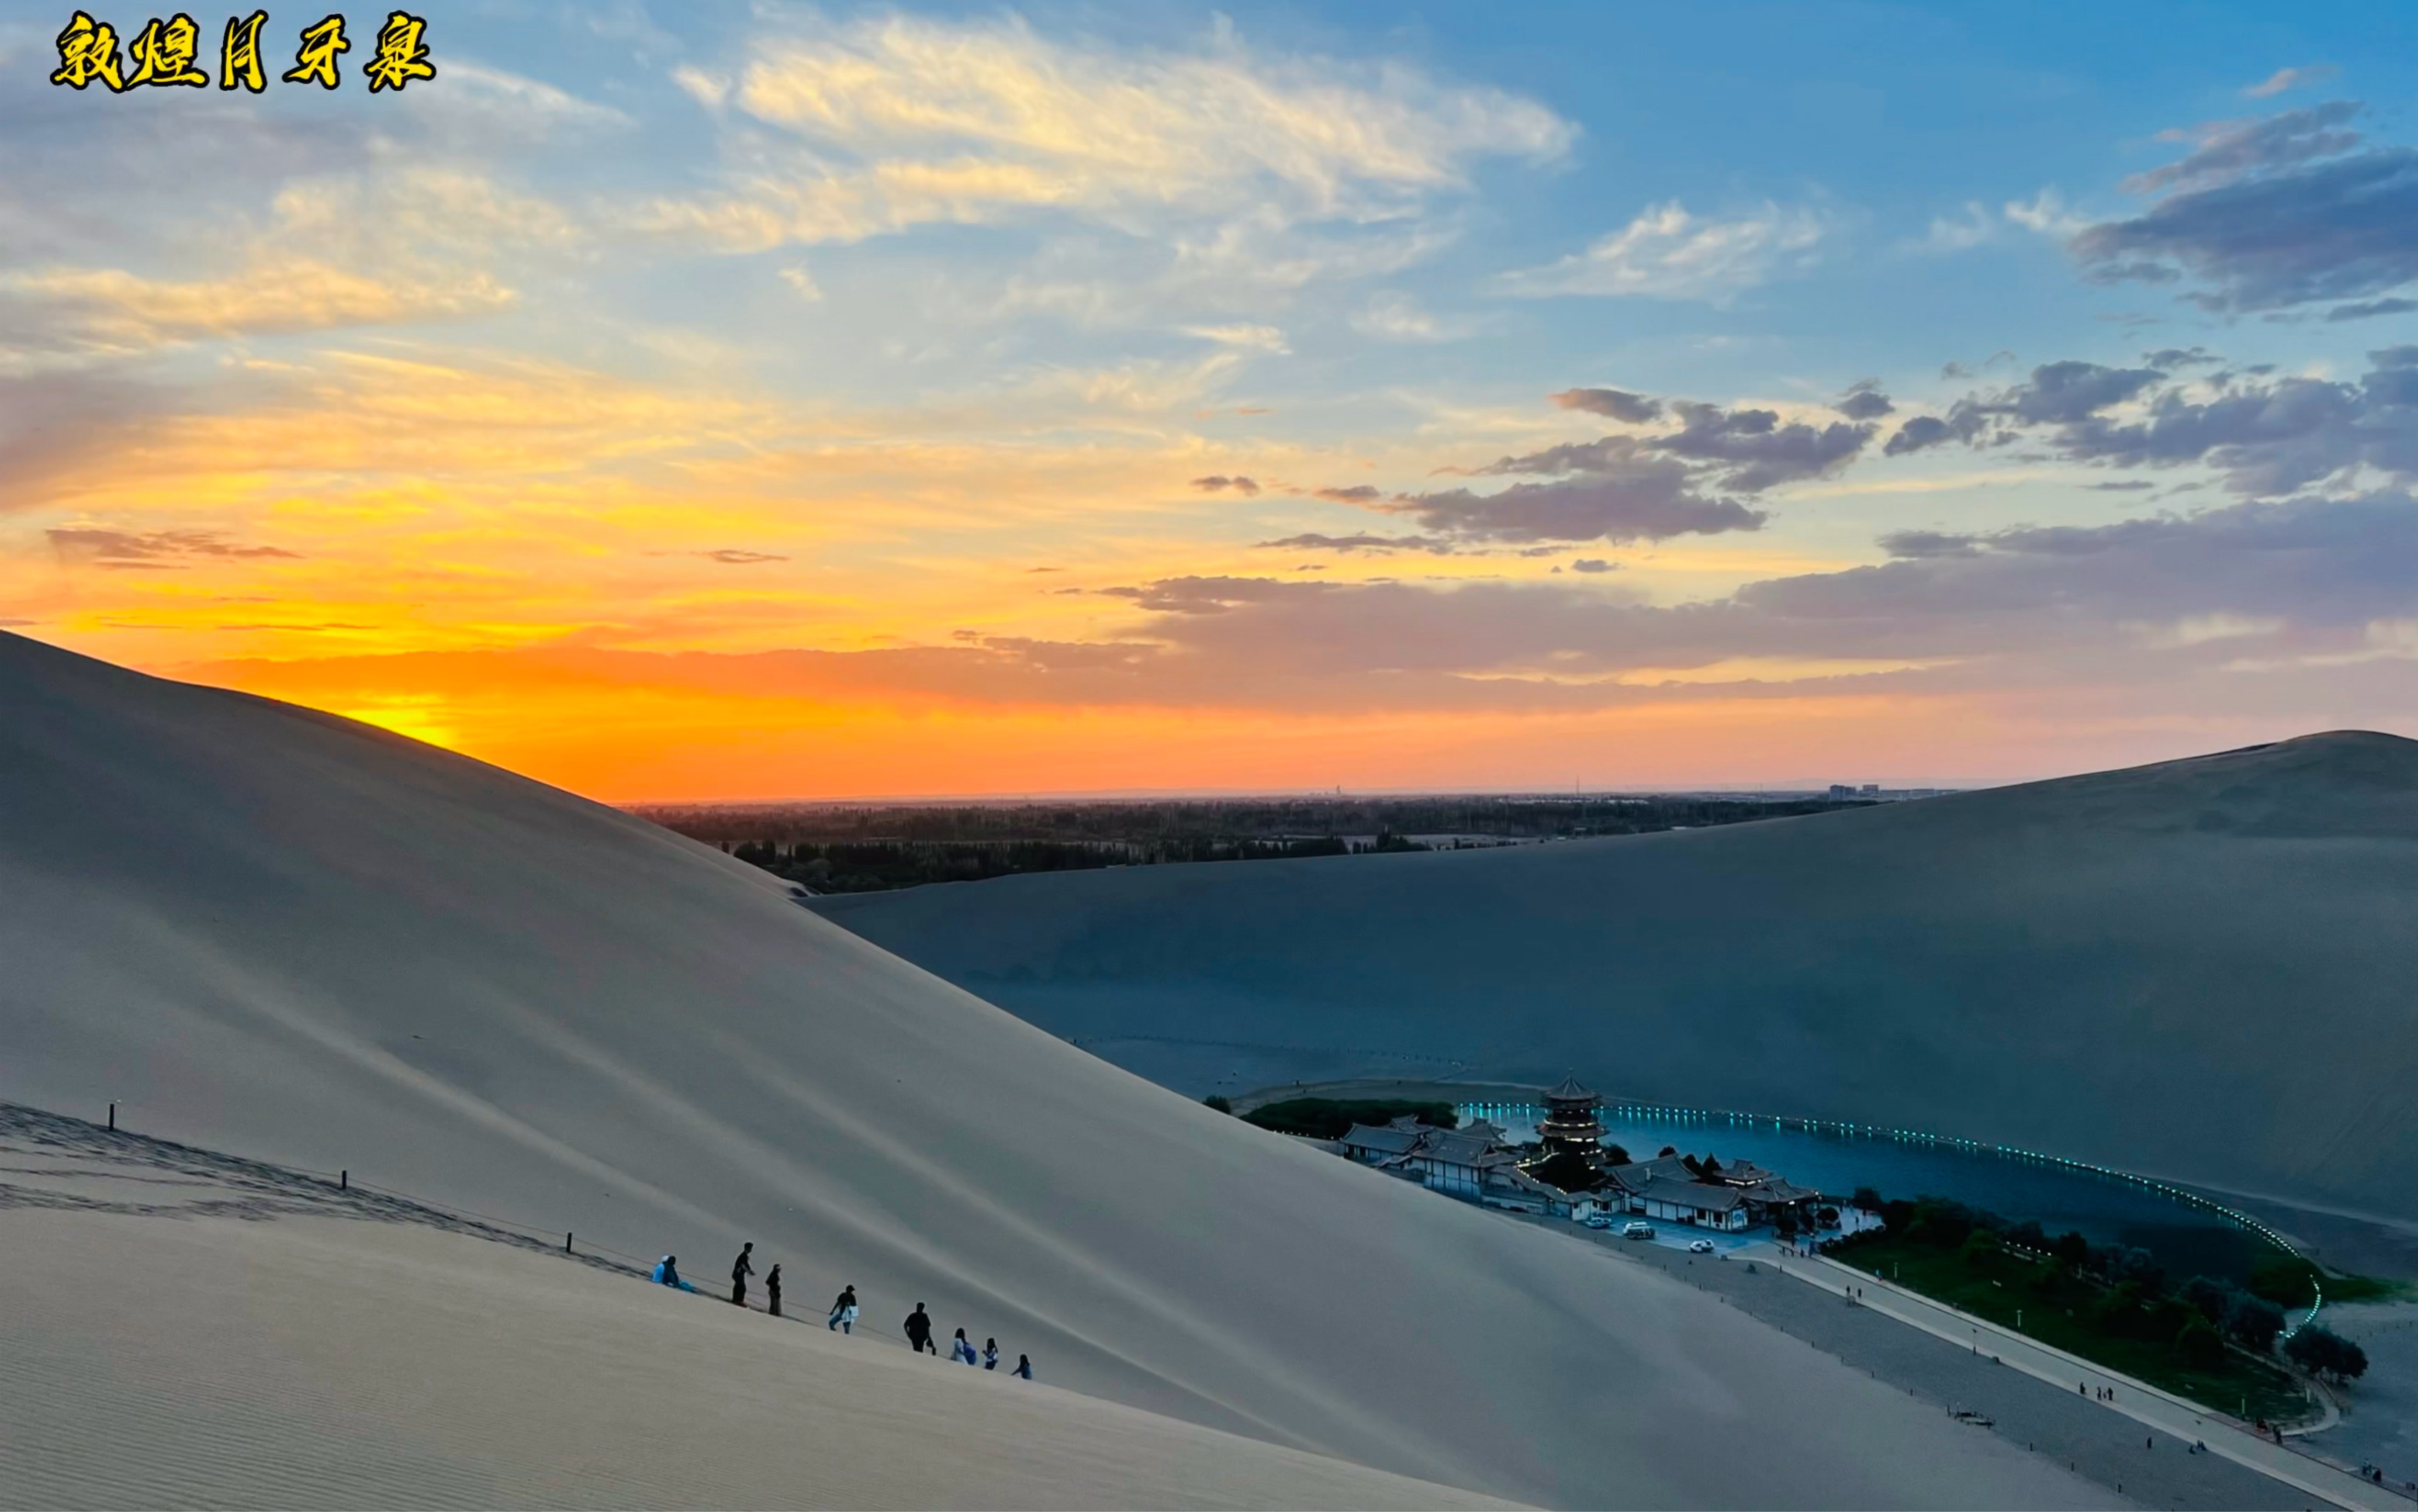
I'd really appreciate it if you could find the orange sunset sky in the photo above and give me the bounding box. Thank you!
[8,7,2417,798]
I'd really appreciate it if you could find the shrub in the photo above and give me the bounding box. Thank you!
[1203,1095,1232,1114]
[2286,1325,2369,1384]
[2175,1314,2227,1370]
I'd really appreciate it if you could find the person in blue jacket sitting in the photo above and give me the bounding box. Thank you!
[651,1254,699,1292]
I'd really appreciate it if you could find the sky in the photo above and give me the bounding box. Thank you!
[5,2,2418,798]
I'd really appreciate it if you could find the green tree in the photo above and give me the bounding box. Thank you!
[2174,1314,2227,1370]
[2226,1294,2285,1353]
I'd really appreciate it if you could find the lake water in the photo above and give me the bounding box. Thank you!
[1458,1099,2274,1283]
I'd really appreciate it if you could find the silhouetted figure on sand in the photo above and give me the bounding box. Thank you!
[983,1338,1000,1370]
[1012,1354,1033,1380]
[765,1263,782,1318]
[829,1285,859,1333]
[652,1255,697,1292]
[952,1327,978,1365]
[904,1303,935,1354]
[730,1242,755,1306]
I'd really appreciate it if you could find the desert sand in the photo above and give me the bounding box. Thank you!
[817,732,2418,1225]
[0,1205,1511,1511]
[0,630,2111,1507]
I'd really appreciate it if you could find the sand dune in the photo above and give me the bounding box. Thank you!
[816,732,2418,1225]
[0,631,2106,1508]
[0,1208,1511,1511]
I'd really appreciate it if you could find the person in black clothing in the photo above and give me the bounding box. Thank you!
[731,1242,755,1307]
[829,1284,859,1333]
[903,1303,936,1355]
[765,1263,782,1318]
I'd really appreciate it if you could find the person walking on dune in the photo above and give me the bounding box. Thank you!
[730,1242,754,1307]
[951,1328,978,1365]
[904,1303,935,1355]
[983,1338,1000,1371]
[1012,1354,1033,1380]
[765,1264,782,1318]
[829,1285,859,1334]
[652,1255,697,1292]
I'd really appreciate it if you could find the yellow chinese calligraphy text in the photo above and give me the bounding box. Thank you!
[363,12,436,93]
[51,11,127,91]
[282,13,350,89]
[221,10,268,93]
[127,13,210,87]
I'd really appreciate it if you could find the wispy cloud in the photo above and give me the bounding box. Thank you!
[1491,201,1827,303]
[2244,65,2339,100]
[645,15,1572,255]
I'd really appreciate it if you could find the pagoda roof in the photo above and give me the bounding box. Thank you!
[1545,1075,1598,1102]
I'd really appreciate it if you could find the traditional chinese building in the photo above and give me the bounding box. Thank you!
[1538,1075,1606,1159]
[1336,1115,1571,1215]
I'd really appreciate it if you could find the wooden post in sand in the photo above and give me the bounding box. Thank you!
[107,1102,115,1131]
[566,1232,574,1254]
[340,1169,348,1190]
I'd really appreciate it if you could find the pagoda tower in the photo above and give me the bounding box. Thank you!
[1538,1075,1606,1159]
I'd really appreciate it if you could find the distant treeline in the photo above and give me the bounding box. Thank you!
[635,793,1866,893]
[1238,1097,1461,1140]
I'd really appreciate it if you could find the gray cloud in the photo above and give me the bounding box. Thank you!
[47,528,301,566]
[1877,530,1982,559]
[1548,386,1662,424]
[1396,470,1765,545]
[1191,474,1261,495]
[2143,346,2220,368]
[1835,380,1894,420]
[2001,361,2167,424]
[1254,532,1456,555]
[1312,484,1383,502]
[1650,402,1874,491]
[1569,558,1616,573]
[2329,298,2418,322]
[2075,103,2418,312]
[2122,101,2363,196]
[698,548,789,564]
[1485,403,1873,494]
[1109,491,2418,701]
[1883,415,1956,457]
[1882,347,2418,498]
[1883,359,2166,457]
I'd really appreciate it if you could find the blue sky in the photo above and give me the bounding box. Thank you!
[4,1,2416,794]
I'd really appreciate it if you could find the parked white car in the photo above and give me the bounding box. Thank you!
[1687,1239,1717,1254]
[1623,1221,1654,1239]
[1582,1212,1613,1230]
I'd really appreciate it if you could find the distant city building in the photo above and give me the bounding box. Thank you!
[1827,784,1856,800]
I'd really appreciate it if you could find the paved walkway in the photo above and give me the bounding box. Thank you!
[1548,1220,2303,1509]
[1781,1246,2410,1511]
